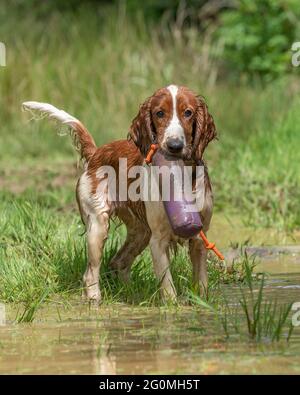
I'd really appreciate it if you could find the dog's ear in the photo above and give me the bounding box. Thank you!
[128,96,154,156]
[192,97,217,161]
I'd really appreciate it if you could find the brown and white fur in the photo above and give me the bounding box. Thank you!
[23,85,217,303]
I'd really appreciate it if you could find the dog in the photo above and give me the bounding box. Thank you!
[23,84,217,302]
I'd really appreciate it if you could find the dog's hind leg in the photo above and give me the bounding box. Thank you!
[110,211,151,282]
[77,173,110,302]
[83,212,109,302]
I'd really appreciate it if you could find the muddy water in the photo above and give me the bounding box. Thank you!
[0,255,300,374]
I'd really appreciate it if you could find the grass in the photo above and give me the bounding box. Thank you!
[0,4,300,313]
[1,5,299,231]
[191,257,294,343]
[221,261,295,342]
[215,90,300,231]
[0,193,234,308]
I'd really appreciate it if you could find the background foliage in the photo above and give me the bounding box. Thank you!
[218,0,300,81]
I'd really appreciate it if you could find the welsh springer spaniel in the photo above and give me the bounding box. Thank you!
[23,84,217,302]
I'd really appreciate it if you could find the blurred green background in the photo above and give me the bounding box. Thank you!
[1,0,300,304]
[1,0,300,229]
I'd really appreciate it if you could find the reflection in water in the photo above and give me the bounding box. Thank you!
[93,347,116,375]
[0,257,300,374]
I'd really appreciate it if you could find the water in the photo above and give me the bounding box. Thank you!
[0,254,300,374]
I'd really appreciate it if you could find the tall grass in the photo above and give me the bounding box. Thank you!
[0,191,254,310]
[214,86,300,230]
[1,5,299,230]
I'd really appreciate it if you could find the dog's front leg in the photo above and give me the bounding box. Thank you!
[150,234,176,302]
[83,212,109,302]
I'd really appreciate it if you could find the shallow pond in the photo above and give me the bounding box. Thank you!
[0,252,300,374]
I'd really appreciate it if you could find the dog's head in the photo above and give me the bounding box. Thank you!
[129,85,216,161]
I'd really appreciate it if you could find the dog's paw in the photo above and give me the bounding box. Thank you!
[160,287,177,304]
[82,286,102,305]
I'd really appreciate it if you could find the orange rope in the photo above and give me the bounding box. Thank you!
[199,230,224,260]
[145,144,159,164]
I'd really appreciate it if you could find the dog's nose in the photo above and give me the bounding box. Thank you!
[166,138,184,153]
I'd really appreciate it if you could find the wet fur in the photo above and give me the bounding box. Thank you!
[23,85,217,302]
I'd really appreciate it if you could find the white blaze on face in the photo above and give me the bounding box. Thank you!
[165,84,185,144]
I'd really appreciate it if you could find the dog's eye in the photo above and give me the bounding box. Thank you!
[184,109,192,118]
[156,110,164,118]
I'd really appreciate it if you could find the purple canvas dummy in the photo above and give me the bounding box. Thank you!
[151,149,202,238]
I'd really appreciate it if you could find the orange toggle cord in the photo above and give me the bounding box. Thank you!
[145,144,159,164]
[145,145,225,261]
[199,230,225,261]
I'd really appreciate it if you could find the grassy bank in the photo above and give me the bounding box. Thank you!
[0,5,300,306]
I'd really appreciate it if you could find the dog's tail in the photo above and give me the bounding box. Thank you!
[22,101,97,162]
